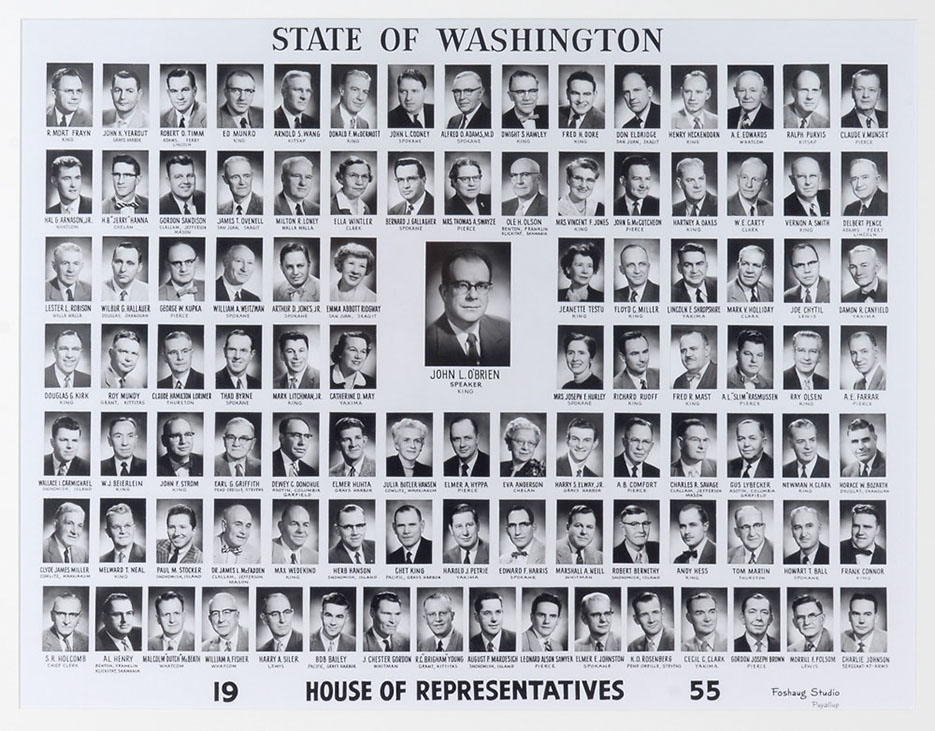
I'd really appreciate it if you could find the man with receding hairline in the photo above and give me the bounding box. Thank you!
[447,70,491,129]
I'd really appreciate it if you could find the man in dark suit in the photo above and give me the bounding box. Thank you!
[274,69,319,129]
[418,593,464,652]
[674,504,716,563]
[841,69,887,128]
[47,155,92,214]
[47,67,91,127]
[502,157,547,216]
[784,505,830,565]
[147,591,195,652]
[45,329,90,388]
[387,504,433,564]
[672,157,717,216]
[330,68,372,129]
[274,156,321,216]
[214,417,261,477]
[558,69,606,129]
[728,418,774,478]
[469,592,516,652]
[362,592,409,652]
[215,244,260,301]
[443,416,490,477]
[446,70,491,129]
[43,592,90,652]
[426,248,510,366]
[502,69,548,129]
[310,593,356,651]
[842,418,886,477]
[673,330,717,389]
[328,504,376,564]
[613,417,660,478]
[673,243,718,303]
[843,245,887,303]
[555,417,600,477]
[612,504,660,563]
[258,593,304,652]
[218,155,264,215]
[784,243,831,303]
[272,417,317,477]
[157,417,203,477]
[620,70,660,129]
[43,502,88,563]
[100,415,147,476]
[782,418,830,479]
[783,330,830,390]
[218,69,263,128]
[388,68,434,128]
[840,504,887,564]
[843,158,888,216]
[613,154,660,217]
[628,593,675,652]
[733,594,780,652]
[159,154,206,215]
[388,157,434,215]
[784,156,831,216]
[386,418,432,477]
[274,331,319,390]
[45,415,90,476]
[444,157,490,215]
[96,593,142,651]
[100,503,145,563]
[160,68,207,128]
[612,331,660,391]
[613,244,660,303]
[443,503,489,564]
[727,70,773,129]
[216,329,260,389]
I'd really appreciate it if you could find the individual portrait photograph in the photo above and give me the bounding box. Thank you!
[783,239,832,303]
[680,587,728,651]
[557,152,606,217]
[101,151,150,215]
[841,239,887,303]
[442,500,490,565]
[309,588,357,651]
[841,151,888,216]
[271,415,320,477]
[42,498,90,562]
[215,238,262,302]
[158,237,206,302]
[782,500,831,565]
[786,588,834,652]
[387,152,435,216]
[327,413,377,478]
[214,325,262,390]
[216,151,264,216]
[415,588,464,652]
[327,500,377,563]
[154,499,204,563]
[670,325,718,389]
[100,324,148,390]
[726,500,775,564]
[555,501,604,565]
[273,64,321,129]
[328,324,376,389]
[256,587,305,652]
[839,414,886,478]
[155,412,205,478]
[782,64,830,129]
[442,412,491,478]
[671,153,718,217]
[329,238,377,303]
[216,65,264,128]
[273,152,321,216]
[99,413,148,476]
[841,326,886,390]
[726,239,774,303]
[42,586,91,651]
[557,66,606,129]
[626,587,676,652]
[615,65,661,129]
[156,325,205,390]
[726,66,773,129]
[468,588,517,652]
[362,588,411,652]
[211,498,262,564]
[45,237,91,301]
[213,413,262,477]
[102,237,149,301]
[385,413,434,478]
[841,65,888,129]
[98,498,147,562]
[726,153,773,217]
[47,64,93,127]
[781,414,831,479]
[385,500,434,564]
[201,586,250,651]
[782,326,831,390]
[612,326,660,391]
[556,326,604,390]
[670,500,717,564]
[272,326,320,390]
[612,500,661,563]
[159,65,207,128]
[444,152,492,216]
[94,586,143,651]
[520,588,568,652]
[732,588,781,652]
[670,413,717,478]
[44,324,92,388]
[839,501,887,565]
[273,238,320,302]
[501,151,548,217]
[671,239,718,303]
[499,500,546,566]
[444,65,492,130]
[573,588,622,652]
[502,65,549,129]
[330,152,377,215]
[146,587,196,652]
[499,413,547,478]
[783,153,831,217]
[44,412,91,477]
[670,66,718,129]
[555,413,603,477]
[612,239,660,303]
[46,151,92,214]
[387,65,434,129]
[726,414,774,479]
[612,414,661,478]
[839,588,887,652]
[158,151,206,216]
[330,65,376,129]
[613,152,661,217]
[726,326,774,390]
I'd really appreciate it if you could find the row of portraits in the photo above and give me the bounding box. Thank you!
[41,583,889,654]
[46,63,889,131]
[41,496,888,569]
[46,149,890,219]
[43,322,889,394]
[41,411,887,480]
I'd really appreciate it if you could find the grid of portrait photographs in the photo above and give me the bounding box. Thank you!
[24,18,912,710]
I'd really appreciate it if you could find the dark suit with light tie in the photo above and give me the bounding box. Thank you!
[97,627,142,652]
[783,189,831,217]
[157,369,205,389]
[782,367,829,390]
[328,540,376,564]
[613,540,659,563]
[727,453,774,478]
[614,280,660,303]
[44,454,90,476]
[727,105,773,129]
[47,197,93,214]
[733,634,780,652]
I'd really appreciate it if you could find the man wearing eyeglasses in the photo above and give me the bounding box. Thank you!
[425,247,509,366]
[214,418,261,477]
[727,504,774,564]
[613,417,660,479]
[159,241,205,301]
[388,157,434,215]
[502,69,548,129]
[328,504,376,564]
[273,418,317,477]
[43,592,89,651]
[202,592,249,652]
[784,242,830,303]
[258,592,303,652]
[612,504,659,563]
[157,331,203,390]
[500,504,546,565]
[218,69,263,128]
[502,157,547,216]
[788,594,833,652]
[445,157,491,216]
[446,70,491,130]
[157,417,204,478]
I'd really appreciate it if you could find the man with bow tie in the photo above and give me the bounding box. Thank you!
[674,503,716,564]
[159,241,205,302]
[102,154,149,214]
[840,503,887,564]
[502,69,548,129]
[499,504,546,565]
[273,240,320,302]
[212,503,260,564]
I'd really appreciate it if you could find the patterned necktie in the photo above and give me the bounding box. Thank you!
[486,641,494,652]
[755,639,763,652]
[234,290,242,302]
[803,289,812,304]
[58,462,68,476]
[406,202,414,215]
[576,550,584,565]
[224,639,232,652]
[59,113,66,126]
[865,117,873,129]
[741,113,751,129]
[857,641,865,653]
[354,551,362,564]
[64,547,71,563]
[121,638,132,652]
[805,642,815,652]
[182,202,191,215]
[117,550,126,563]
[595,641,604,652]
[350,116,358,129]
[465,333,480,364]
[236,204,243,215]
[65,288,74,301]
[809,203,819,217]
[635,549,646,564]
[800,552,809,565]
[119,377,126,389]
[169,548,179,563]
[693,116,701,129]
[290,552,298,564]
[235,464,244,477]
[543,638,552,651]
[748,551,756,564]
[861,463,869,477]
[800,464,807,479]
[750,287,759,303]
[405,551,413,564]
[576,468,583,477]
[631,464,639,478]
[631,201,640,216]
[291,461,299,477]
[63,373,72,389]
[799,117,807,128]
[436,639,444,651]
[120,289,128,301]
[629,290,637,303]
[175,379,182,389]
[289,377,298,390]
[348,465,356,478]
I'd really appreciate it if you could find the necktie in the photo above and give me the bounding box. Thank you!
[631,465,639,478]
[65,636,73,652]
[118,376,126,389]
[235,377,244,390]
[857,641,865,653]
[635,549,646,564]
[741,113,751,129]
[859,203,869,216]
[701,641,711,652]
[865,117,874,129]
[63,373,72,389]
[858,378,867,390]
[570,112,581,127]
[458,114,468,129]
[169,548,179,563]
[121,638,132,652]
[175,379,183,389]
[240,118,248,129]
[800,465,807,479]
[290,461,299,477]
[748,551,756,564]
[750,287,759,303]
[639,378,648,390]
[575,550,584,565]
[350,116,358,129]
[383,638,390,652]
[809,203,819,217]
[235,464,244,477]
[221,544,242,555]
[120,462,129,476]
[436,639,444,651]
[120,289,128,301]
[742,463,751,478]
[234,290,242,302]
[461,463,469,477]
[117,550,126,563]
[755,639,763,652]
[179,116,185,128]
[800,552,809,565]
[690,204,699,217]
[354,551,362,564]
[693,116,701,129]
[465,333,480,364]
[65,288,74,301]
[236,204,243,215]
[328,640,335,652]
[406,202,414,215]
[64,547,71,563]
[289,287,305,301]
[861,463,870,477]
[289,377,298,389]
[292,115,300,129]
[405,551,413,564]
[629,290,637,303]
[276,640,285,652]
[576,467,583,477]
[631,201,640,216]
[486,641,494,652]
[58,462,68,476]
[463,550,471,565]
[805,642,815,652]
[411,115,422,128]
[59,113,66,126]
[348,465,356,478]
[543,639,552,651]
[803,289,813,304]
[799,117,807,128]
[224,639,232,652]
[290,552,298,564]
[852,546,873,556]
[595,641,604,652]
[749,204,757,217]
[294,203,302,216]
